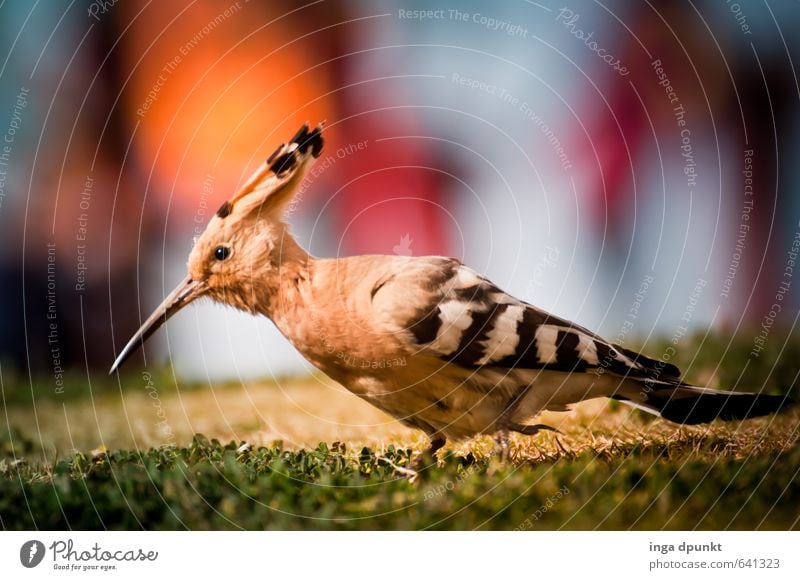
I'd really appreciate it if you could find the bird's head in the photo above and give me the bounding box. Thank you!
[110,123,324,373]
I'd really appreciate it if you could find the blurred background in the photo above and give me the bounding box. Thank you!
[1,0,799,397]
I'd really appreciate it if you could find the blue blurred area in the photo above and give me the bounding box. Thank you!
[0,0,798,383]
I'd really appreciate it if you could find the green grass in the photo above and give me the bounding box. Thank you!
[1,433,798,530]
[1,329,799,530]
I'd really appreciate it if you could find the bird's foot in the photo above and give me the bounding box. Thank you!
[494,424,559,461]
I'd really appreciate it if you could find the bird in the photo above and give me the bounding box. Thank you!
[110,122,793,459]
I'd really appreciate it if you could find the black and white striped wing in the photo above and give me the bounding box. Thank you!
[404,261,680,382]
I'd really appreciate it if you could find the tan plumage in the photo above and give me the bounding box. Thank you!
[111,123,792,457]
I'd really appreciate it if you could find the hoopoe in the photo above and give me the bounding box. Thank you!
[111,123,792,457]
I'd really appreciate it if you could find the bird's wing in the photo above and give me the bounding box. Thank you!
[374,257,681,382]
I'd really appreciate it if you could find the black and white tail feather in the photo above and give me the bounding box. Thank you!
[396,259,793,431]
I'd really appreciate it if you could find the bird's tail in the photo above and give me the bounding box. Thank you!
[614,382,794,425]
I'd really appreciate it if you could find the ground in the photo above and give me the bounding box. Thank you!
[1,332,799,530]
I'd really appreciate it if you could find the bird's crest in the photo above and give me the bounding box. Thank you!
[219,122,324,220]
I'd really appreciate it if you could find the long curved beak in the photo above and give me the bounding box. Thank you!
[109,274,206,374]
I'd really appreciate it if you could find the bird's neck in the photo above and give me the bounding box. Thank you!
[275,227,311,266]
[257,228,314,319]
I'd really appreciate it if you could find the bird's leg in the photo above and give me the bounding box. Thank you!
[494,429,510,461]
[493,385,533,461]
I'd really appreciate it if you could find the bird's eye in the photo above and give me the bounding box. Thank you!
[214,245,231,261]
